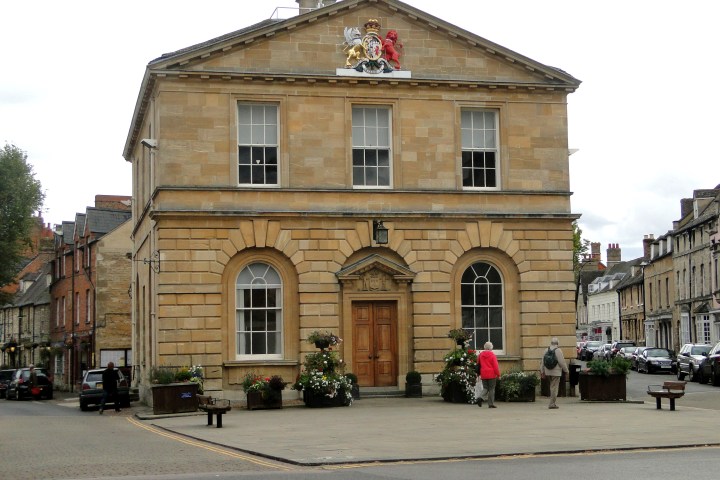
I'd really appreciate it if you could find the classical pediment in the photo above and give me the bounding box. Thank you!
[126,0,580,158]
[145,0,579,88]
[336,253,415,288]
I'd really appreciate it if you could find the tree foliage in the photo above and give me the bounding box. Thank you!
[0,143,45,288]
[572,220,590,276]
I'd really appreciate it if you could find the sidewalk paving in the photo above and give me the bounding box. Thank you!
[132,394,720,466]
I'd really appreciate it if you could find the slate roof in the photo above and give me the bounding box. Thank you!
[61,221,75,246]
[85,208,132,236]
[15,264,50,308]
[150,19,282,64]
[74,213,87,240]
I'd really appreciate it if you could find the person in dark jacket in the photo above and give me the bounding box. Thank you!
[99,362,121,414]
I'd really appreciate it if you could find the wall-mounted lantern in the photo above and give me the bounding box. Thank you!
[372,220,388,245]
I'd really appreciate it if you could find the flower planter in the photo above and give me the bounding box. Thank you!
[442,381,469,403]
[246,390,283,410]
[314,339,330,350]
[303,389,351,408]
[350,384,360,400]
[405,382,422,398]
[151,382,199,414]
[578,373,626,401]
[501,389,536,402]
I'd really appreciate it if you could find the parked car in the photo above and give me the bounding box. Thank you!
[698,341,720,386]
[616,346,637,362]
[610,340,636,359]
[676,343,711,382]
[0,369,16,399]
[597,343,613,361]
[636,348,676,374]
[580,341,603,361]
[79,367,130,411]
[630,346,648,371]
[5,367,53,400]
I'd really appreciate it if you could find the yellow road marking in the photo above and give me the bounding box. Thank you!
[126,417,293,471]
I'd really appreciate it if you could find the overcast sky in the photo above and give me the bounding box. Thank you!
[2,0,718,262]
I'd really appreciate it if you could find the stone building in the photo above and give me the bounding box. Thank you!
[0,217,54,369]
[123,0,581,402]
[50,197,132,390]
[673,187,719,346]
[94,220,133,376]
[643,233,675,348]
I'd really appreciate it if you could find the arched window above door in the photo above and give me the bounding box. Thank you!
[235,263,283,360]
[460,261,505,351]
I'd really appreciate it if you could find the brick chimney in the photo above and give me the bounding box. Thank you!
[642,234,654,259]
[590,242,601,261]
[606,243,621,268]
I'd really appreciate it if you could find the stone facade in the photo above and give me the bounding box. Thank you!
[673,188,719,347]
[95,220,133,374]
[644,234,675,348]
[49,200,131,390]
[124,0,580,402]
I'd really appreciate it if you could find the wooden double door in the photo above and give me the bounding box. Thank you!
[352,301,397,387]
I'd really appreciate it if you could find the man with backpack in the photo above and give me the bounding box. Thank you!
[540,337,568,409]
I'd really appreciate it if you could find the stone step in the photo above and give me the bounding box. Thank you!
[357,387,405,398]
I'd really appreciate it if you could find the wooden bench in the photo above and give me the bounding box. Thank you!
[196,395,232,428]
[647,381,686,411]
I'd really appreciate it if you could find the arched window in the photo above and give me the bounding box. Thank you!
[461,262,504,351]
[236,263,283,359]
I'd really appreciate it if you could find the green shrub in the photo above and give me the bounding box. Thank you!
[405,371,421,384]
[610,356,632,375]
[150,367,176,384]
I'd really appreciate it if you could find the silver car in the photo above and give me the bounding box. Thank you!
[676,343,711,382]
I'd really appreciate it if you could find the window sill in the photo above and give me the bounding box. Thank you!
[224,360,299,367]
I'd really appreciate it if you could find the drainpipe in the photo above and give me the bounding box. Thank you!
[70,248,75,393]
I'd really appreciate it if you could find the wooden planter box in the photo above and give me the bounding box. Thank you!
[151,382,199,414]
[578,373,627,401]
[246,390,283,410]
[303,389,351,408]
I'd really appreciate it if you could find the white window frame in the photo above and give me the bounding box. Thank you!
[699,314,711,344]
[461,109,499,190]
[237,103,279,187]
[352,106,392,189]
[85,289,91,324]
[460,261,505,354]
[680,312,690,344]
[235,263,283,360]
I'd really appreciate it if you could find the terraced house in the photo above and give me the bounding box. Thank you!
[124,0,581,403]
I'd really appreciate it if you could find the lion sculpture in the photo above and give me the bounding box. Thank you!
[382,30,402,69]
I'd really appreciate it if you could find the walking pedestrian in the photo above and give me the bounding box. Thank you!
[540,337,569,409]
[477,341,500,408]
[28,364,38,397]
[99,362,121,414]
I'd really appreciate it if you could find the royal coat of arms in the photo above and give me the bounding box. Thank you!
[342,19,403,74]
